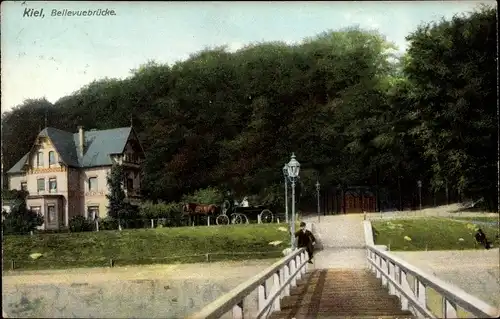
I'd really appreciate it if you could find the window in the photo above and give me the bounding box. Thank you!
[48,151,56,167]
[30,206,41,215]
[126,178,134,192]
[88,177,98,191]
[49,178,57,193]
[37,178,45,192]
[37,152,44,167]
[20,182,27,191]
[47,205,56,223]
[87,206,99,220]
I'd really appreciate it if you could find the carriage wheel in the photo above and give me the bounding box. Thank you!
[230,213,241,224]
[230,213,249,224]
[239,213,249,224]
[222,200,231,214]
[259,209,274,223]
[216,214,230,225]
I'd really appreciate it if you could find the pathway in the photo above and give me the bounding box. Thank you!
[303,214,368,269]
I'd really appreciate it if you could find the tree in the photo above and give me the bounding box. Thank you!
[106,164,126,219]
[2,189,44,235]
[2,13,496,211]
[403,5,497,210]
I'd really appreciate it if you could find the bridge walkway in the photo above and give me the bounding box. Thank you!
[268,214,413,318]
[268,268,414,319]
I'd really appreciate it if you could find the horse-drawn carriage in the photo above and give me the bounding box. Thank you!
[215,200,274,225]
[182,198,275,226]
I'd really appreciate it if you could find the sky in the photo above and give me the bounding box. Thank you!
[0,1,496,113]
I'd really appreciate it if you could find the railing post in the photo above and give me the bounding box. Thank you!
[295,254,302,281]
[388,262,396,295]
[375,254,381,278]
[442,297,458,318]
[398,268,409,310]
[369,250,374,272]
[381,257,388,287]
[301,251,307,275]
[232,300,244,319]
[415,278,427,311]
[290,259,297,287]
[283,263,290,297]
[279,265,285,298]
[272,271,281,312]
[258,282,267,313]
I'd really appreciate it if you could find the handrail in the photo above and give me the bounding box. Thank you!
[186,247,309,319]
[366,244,499,318]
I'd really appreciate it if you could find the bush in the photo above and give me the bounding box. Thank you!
[138,201,186,226]
[2,207,44,235]
[2,190,44,235]
[69,215,94,232]
[181,187,224,205]
[98,217,119,230]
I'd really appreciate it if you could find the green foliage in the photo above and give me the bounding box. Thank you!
[372,218,499,251]
[106,164,126,219]
[98,217,119,230]
[181,187,224,204]
[137,201,185,226]
[2,190,44,235]
[68,216,94,232]
[403,6,497,209]
[1,6,497,211]
[2,224,290,270]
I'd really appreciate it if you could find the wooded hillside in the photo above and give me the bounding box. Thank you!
[2,6,497,211]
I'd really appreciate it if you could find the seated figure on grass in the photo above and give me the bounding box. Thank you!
[474,228,492,249]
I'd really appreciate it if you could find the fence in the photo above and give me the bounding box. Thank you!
[3,212,291,236]
[366,245,499,318]
[186,248,309,319]
[3,250,287,271]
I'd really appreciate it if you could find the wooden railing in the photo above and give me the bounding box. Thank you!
[186,247,309,319]
[366,244,499,318]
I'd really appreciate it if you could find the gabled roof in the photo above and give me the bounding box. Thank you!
[7,126,138,174]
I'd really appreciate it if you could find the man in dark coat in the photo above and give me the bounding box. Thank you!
[295,222,316,263]
[474,228,491,249]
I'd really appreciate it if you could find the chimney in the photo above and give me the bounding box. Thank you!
[78,126,85,155]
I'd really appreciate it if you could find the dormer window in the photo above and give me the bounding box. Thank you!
[49,151,56,167]
[37,152,44,167]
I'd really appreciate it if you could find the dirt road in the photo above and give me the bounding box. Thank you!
[3,259,278,318]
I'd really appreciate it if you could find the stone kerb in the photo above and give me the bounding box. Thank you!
[363,219,387,251]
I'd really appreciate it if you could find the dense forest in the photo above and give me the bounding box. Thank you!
[2,6,498,212]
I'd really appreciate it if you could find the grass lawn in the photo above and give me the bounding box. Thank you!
[447,216,499,223]
[372,217,499,251]
[2,223,291,271]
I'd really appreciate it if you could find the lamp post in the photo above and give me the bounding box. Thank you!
[287,153,300,249]
[417,180,422,211]
[283,164,289,223]
[316,180,321,223]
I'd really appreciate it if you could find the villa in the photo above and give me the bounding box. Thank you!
[6,126,145,229]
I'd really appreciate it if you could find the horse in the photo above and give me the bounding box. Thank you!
[182,203,220,226]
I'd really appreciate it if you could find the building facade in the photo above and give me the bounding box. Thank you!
[6,126,145,229]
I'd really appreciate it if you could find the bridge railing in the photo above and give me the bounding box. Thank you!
[186,247,309,319]
[366,244,499,319]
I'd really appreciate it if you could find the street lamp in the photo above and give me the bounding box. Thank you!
[287,153,300,249]
[417,180,422,211]
[283,164,289,223]
[316,180,321,223]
